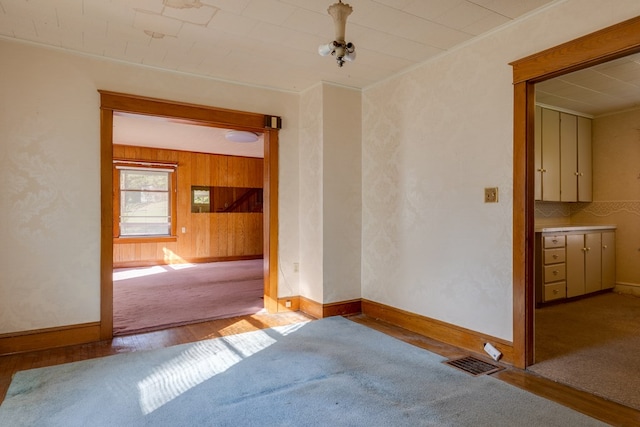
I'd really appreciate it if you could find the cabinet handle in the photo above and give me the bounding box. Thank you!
[552,239,558,243]
[552,270,559,275]
[603,245,607,250]
[553,289,559,295]
[552,254,558,259]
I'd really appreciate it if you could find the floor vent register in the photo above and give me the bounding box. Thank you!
[444,356,504,376]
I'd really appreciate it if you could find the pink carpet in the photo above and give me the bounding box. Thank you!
[113,259,264,335]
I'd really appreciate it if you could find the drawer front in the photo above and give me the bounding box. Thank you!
[544,264,566,283]
[544,235,565,248]
[543,282,566,302]
[544,248,565,264]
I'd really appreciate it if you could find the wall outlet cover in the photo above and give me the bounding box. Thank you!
[484,187,499,203]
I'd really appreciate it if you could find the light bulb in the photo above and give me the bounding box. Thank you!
[318,43,334,56]
[344,51,356,62]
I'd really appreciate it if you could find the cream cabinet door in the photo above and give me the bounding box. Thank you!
[584,233,602,294]
[560,112,577,202]
[602,231,616,289]
[577,116,592,202]
[566,234,585,298]
[540,108,561,201]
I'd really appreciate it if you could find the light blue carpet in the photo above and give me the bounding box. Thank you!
[0,317,607,426]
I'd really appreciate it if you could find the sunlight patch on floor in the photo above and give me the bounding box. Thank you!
[137,322,308,415]
[167,263,195,270]
[113,266,168,281]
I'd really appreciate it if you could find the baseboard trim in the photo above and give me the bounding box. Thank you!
[614,282,640,297]
[114,255,263,269]
[323,299,362,317]
[0,322,102,356]
[361,299,514,365]
[298,297,362,319]
[299,296,323,319]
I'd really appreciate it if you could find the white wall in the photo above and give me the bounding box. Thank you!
[322,84,362,304]
[0,39,300,334]
[298,83,362,305]
[298,84,324,303]
[362,0,640,341]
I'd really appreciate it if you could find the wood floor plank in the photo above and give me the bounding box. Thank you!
[1,312,638,427]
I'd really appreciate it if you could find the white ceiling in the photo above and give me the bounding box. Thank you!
[113,112,264,157]
[536,52,640,117]
[3,0,638,153]
[0,0,555,93]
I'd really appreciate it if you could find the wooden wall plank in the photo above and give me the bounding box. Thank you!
[112,144,263,266]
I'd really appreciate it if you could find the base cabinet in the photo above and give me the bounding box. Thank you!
[566,233,601,298]
[535,228,615,304]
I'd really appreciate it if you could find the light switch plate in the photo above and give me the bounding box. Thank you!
[484,187,498,203]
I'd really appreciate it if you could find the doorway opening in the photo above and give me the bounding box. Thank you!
[511,15,640,369]
[99,91,281,339]
[511,15,640,409]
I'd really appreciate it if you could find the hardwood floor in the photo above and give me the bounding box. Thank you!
[1,312,638,426]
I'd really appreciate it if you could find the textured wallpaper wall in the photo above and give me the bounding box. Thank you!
[322,84,362,304]
[0,44,101,333]
[298,84,324,303]
[0,40,300,334]
[361,0,640,341]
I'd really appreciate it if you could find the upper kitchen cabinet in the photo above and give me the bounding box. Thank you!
[535,106,592,202]
[535,106,560,201]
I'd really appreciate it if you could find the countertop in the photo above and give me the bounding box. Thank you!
[535,224,617,233]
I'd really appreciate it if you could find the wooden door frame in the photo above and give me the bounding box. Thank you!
[510,16,640,368]
[99,91,281,339]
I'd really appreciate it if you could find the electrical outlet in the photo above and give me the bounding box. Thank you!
[285,300,292,308]
[484,187,498,203]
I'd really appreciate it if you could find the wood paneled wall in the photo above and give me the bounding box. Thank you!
[113,144,263,267]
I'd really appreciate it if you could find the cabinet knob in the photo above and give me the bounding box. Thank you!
[552,239,558,243]
[553,289,559,295]
[603,245,608,250]
[552,254,558,259]
[553,270,559,275]
[575,172,580,176]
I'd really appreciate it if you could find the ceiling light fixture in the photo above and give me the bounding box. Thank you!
[225,130,259,143]
[318,0,355,67]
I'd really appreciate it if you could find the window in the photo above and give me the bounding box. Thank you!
[114,161,177,239]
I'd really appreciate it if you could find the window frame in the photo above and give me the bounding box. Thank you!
[113,159,178,243]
